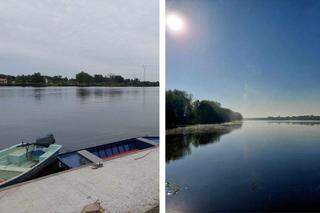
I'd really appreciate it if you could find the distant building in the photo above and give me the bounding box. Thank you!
[44,77,49,84]
[0,77,7,85]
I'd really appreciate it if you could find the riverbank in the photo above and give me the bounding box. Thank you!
[0,84,159,87]
[0,72,159,87]
[166,121,243,135]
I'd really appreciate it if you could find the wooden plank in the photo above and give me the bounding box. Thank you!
[77,150,102,163]
[136,137,158,146]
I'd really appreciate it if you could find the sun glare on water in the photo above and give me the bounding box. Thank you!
[166,14,184,32]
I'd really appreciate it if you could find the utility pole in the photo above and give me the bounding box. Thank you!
[142,65,147,82]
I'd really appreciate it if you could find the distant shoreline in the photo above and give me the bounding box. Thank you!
[0,72,159,87]
[0,84,159,88]
[245,115,320,121]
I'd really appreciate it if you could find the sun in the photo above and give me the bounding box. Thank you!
[166,14,184,32]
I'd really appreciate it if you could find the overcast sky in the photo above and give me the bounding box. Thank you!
[0,0,159,81]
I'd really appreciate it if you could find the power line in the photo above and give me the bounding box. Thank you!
[142,65,147,82]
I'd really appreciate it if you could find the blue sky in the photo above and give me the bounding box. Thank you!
[0,0,159,81]
[167,0,320,117]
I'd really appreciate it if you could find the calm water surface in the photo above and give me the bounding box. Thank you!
[0,87,158,152]
[167,121,320,212]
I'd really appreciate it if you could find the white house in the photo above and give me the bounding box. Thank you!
[0,77,7,85]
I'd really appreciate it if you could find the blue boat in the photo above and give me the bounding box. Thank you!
[57,136,159,169]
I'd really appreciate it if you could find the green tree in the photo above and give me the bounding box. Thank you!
[166,90,193,127]
[166,89,243,128]
[109,75,124,84]
[31,73,45,84]
[76,71,94,84]
[94,74,105,83]
[195,100,221,123]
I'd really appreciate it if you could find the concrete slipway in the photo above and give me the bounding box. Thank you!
[0,147,159,213]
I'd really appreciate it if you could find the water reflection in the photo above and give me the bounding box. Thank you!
[33,88,45,101]
[76,88,92,101]
[32,88,64,102]
[167,121,320,212]
[0,87,145,102]
[0,87,158,151]
[75,87,127,101]
[166,123,242,162]
[93,88,103,97]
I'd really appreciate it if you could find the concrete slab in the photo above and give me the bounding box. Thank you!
[0,148,159,213]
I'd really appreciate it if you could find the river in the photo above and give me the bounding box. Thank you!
[0,87,159,152]
[167,121,320,212]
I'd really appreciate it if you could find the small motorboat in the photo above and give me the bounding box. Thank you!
[58,136,159,169]
[0,134,62,188]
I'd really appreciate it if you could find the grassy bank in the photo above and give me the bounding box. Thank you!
[166,121,243,135]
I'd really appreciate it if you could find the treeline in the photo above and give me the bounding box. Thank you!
[0,72,159,87]
[166,89,243,128]
[247,115,320,120]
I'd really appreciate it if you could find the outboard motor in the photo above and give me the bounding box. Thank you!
[36,134,55,148]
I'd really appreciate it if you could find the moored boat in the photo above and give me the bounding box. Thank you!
[57,136,159,169]
[0,134,62,188]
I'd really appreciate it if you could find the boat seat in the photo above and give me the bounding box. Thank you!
[7,149,27,165]
[136,137,158,146]
[39,151,52,161]
[0,165,28,173]
[78,150,103,164]
[39,144,60,161]
[20,160,38,168]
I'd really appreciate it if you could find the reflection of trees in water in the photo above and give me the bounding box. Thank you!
[166,123,242,162]
[33,88,45,101]
[11,87,153,102]
[166,133,221,162]
[76,88,125,100]
[102,88,124,97]
[33,88,63,102]
[76,88,92,100]
[93,88,103,97]
[75,87,155,104]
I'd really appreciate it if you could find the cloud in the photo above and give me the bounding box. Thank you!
[0,0,159,81]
